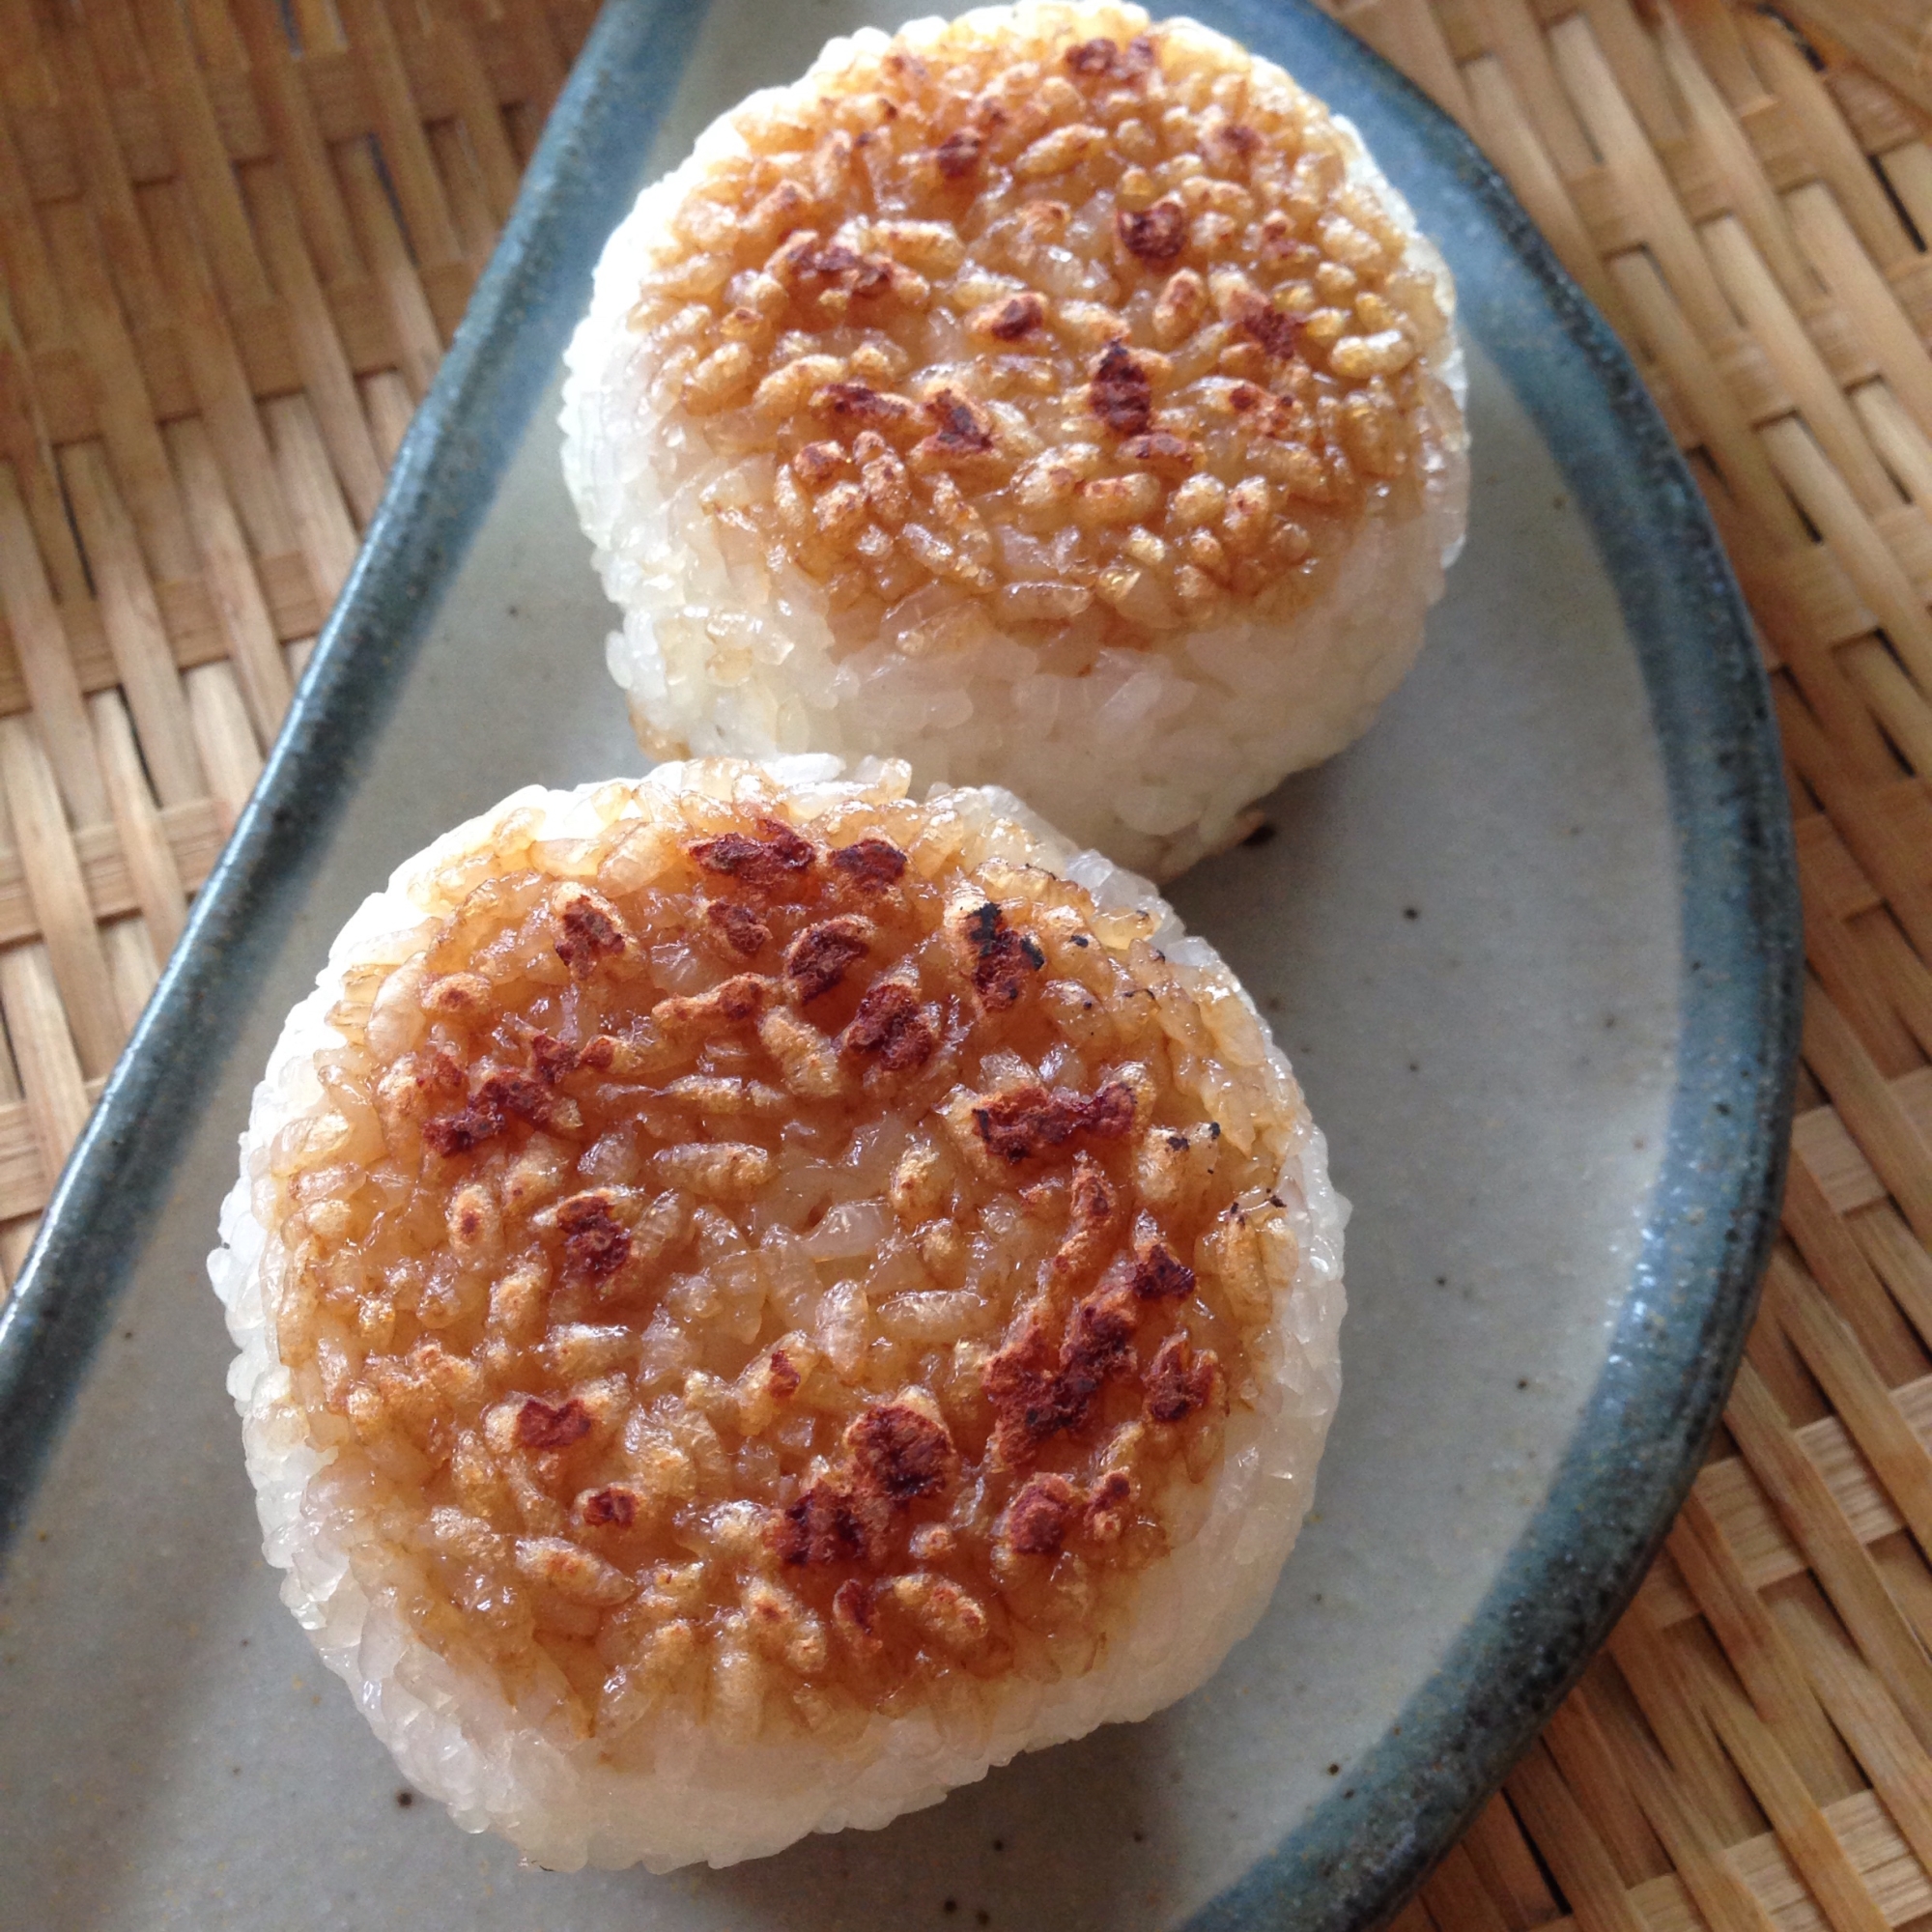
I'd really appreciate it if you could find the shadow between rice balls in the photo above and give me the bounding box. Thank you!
[267,781,1301,1747]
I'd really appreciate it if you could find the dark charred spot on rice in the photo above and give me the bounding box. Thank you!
[1068,1155,1114,1233]
[1085,1081,1137,1138]
[983,1273,1139,1463]
[577,1034,618,1073]
[578,1485,639,1528]
[1117,198,1186,264]
[422,1104,502,1156]
[1223,383,1297,440]
[961,897,1000,947]
[1210,120,1262,161]
[793,440,847,486]
[829,836,908,889]
[421,973,491,1016]
[801,242,893,298]
[1065,1276,1142,1384]
[475,1068,554,1126]
[842,979,937,1071]
[775,1480,871,1566]
[1145,1333,1222,1423]
[933,127,982,178]
[981,292,1044,340]
[810,381,916,429]
[973,1081,1134,1164]
[654,972,771,1031]
[1064,33,1155,81]
[923,387,996,456]
[957,899,1045,1009]
[527,1031,579,1084]
[833,1577,881,1650]
[1005,1474,1076,1554]
[690,831,764,885]
[1133,1241,1195,1300]
[784,916,872,1001]
[689,817,816,892]
[518,1396,594,1450]
[1089,341,1153,437]
[1120,429,1196,474]
[1085,1469,1134,1538]
[556,1191,634,1278]
[416,1044,468,1094]
[554,889,630,977]
[767,1348,801,1400]
[1050,1152,1119,1284]
[706,899,771,956]
[1232,290,1303,361]
[982,1324,1074,1460]
[772,1399,957,1565]
[847,1403,954,1504]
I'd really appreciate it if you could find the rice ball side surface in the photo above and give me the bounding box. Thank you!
[560,3,1467,881]
[210,756,1344,1872]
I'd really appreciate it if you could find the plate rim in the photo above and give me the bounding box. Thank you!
[0,4,1800,1929]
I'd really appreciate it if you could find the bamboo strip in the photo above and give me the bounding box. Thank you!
[0,940,94,1187]
[88,690,185,959]
[0,718,117,1079]
[1724,1362,1932,1752]
[1768,1585,1932,1888]
[1665,1492,1860,1802]
[0,464,106,824]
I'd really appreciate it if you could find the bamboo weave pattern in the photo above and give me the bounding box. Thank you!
[5,0,1932,1927]
[0,0,593,1284]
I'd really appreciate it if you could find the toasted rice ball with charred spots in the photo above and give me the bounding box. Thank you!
[212,757,1344,1871]
[563,2,1466,879]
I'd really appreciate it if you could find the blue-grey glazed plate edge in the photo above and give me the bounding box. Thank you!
[0,5,1801,1931]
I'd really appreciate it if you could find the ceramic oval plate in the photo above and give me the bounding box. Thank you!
[0,1,1798,1927]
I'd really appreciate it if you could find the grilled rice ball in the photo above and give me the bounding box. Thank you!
[212,756,1344,1870]
[562,3,1466,879]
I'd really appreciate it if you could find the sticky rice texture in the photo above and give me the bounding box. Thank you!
[561,4,1467,881]
[210,757,1345,1871]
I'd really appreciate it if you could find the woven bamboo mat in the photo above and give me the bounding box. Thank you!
[0,0,594,1284]
[1,0,1930,1925]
